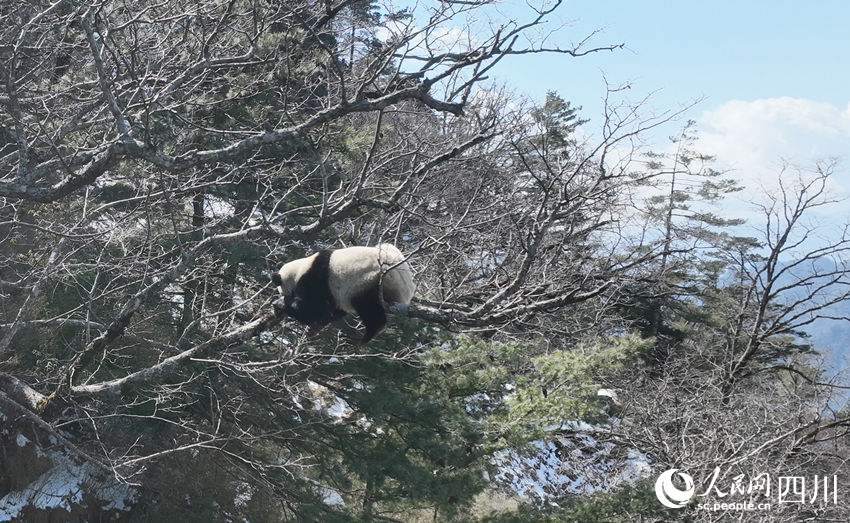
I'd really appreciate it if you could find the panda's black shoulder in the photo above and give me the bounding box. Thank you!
[295,249,333,295]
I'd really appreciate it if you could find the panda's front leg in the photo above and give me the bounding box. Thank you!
[275,293,316,325]
[272,294,290,317]
[309,306,346,333]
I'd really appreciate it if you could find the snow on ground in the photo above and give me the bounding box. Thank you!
[0,434,137,522]
[492,420,651,503]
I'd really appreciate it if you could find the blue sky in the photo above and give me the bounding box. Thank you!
[483,1,850,227]
[383,0,850,371]
[479,1,847,201]
[391,1,850,171]
[479,2,850,370]
[495,1,850,122]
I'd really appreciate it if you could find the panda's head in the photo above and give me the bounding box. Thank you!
[274,254,315,295]
[280,292,310,324]
[273,253,324,324]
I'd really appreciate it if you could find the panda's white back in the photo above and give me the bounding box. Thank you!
[375,244,415,304]
[328,245,414,312]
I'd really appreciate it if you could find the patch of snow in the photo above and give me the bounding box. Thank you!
[306,381,352,421]
[0,448,137,521]
[492,420,652,502]
[326,397,351,419]
[306,479,345,508]
[323,490,345,508]
[233,482,254,509]
[15,433,29,447]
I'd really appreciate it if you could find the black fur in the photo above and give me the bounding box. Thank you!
[350,283,387,343]
[281,250,344,328]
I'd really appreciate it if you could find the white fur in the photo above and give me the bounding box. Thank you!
[328,244,415,312]
[275,252,318,296]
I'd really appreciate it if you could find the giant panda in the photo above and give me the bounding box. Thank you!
[272,243,415,342]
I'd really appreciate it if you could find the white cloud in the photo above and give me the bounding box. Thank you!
[696,97,850,191]
[693,97,850,225]
[375,20,478,58]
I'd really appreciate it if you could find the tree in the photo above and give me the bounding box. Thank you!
[0,0,658,519]
[622,120,742,363]
[498,165,850,522]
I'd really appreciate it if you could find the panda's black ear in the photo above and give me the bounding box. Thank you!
[271,272,283,287]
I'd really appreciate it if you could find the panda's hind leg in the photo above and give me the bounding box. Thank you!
[351,286,387,343]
